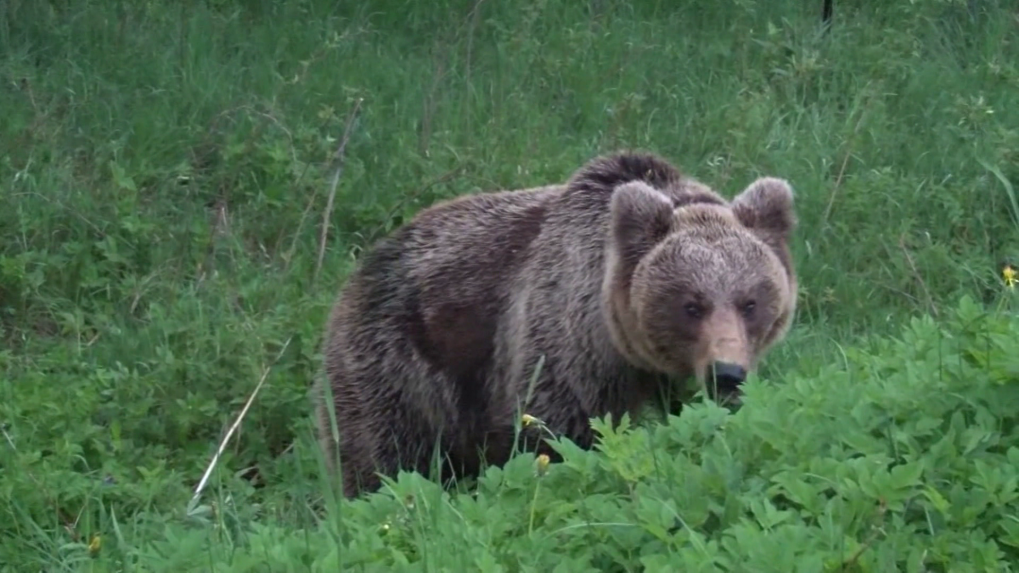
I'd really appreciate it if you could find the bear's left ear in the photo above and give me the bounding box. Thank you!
[730,177,797,244]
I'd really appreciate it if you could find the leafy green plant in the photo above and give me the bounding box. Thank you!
[80,296,1019,571]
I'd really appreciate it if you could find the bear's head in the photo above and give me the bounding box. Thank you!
[603,176,797,405]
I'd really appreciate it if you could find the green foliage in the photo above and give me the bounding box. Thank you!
[1,0,1018,569]
[21,297,1017,571]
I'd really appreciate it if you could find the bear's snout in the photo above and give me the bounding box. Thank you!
[708,360,747,398]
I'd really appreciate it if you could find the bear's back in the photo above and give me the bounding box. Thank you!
[326,184,562,407]
[345,184,561,315]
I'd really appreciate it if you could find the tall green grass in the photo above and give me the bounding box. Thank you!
[1,0,1018,569]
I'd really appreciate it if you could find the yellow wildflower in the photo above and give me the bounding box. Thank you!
[1004,264,1016,289]
[535,454,550,477]
[88,533,101,555]
[521,414,539,428]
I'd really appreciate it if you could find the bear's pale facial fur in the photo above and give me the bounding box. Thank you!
[603,178,796,402]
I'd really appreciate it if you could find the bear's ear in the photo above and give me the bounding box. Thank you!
[609,180,675,267]
[730,177,797,244]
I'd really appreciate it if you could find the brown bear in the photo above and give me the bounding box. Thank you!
[314,150,797,498]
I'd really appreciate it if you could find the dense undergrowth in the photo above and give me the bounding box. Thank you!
[122,298,1019,571]
[2,0,1018,570]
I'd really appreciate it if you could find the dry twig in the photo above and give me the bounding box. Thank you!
[315,98,364,282]
[190,336,292,507]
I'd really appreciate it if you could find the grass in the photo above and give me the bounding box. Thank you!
[2,0,1019,570]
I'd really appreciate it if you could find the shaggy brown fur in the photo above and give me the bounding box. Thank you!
[314,151,798,498]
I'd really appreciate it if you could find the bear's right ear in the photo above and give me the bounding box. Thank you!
[609,181,675,267]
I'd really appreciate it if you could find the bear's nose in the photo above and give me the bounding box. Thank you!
[710,361,747,393]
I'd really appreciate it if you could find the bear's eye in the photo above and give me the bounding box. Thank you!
[683,302,704,319]
[740,300,757,318]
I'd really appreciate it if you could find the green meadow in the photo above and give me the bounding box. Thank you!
[2,0,1019,570]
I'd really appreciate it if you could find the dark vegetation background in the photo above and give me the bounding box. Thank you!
[2,0,1018,570]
